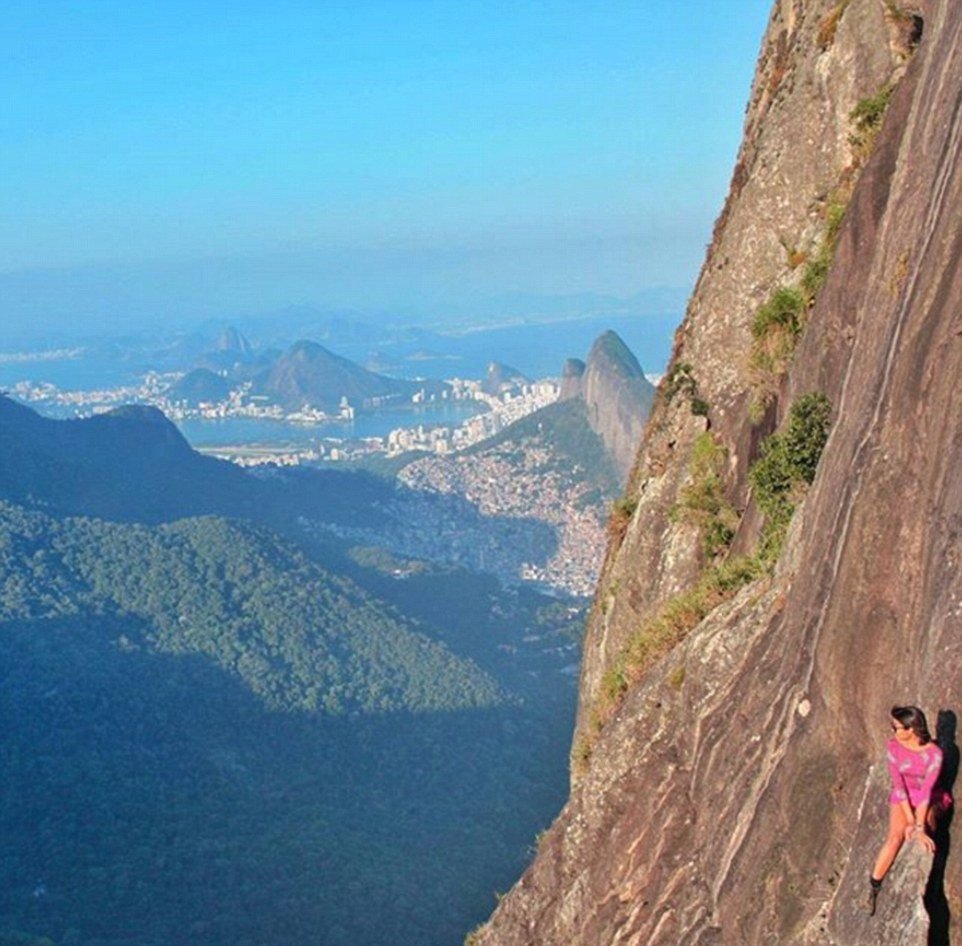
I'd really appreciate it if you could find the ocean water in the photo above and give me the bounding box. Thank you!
[0,353,145,391]
[176,400,486,447]
[2,311,677,448]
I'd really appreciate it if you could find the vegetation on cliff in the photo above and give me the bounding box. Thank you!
[748,80,895,420]
[582,551,764,764]
[816,0,852,50]
[670,432,740,558]
[579,393,832,768]
[749,392,833,562]
[849,84,894,164]
[661,361,709,417]
[606,494,638,545]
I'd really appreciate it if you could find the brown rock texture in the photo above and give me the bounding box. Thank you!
[558,358,587,401]
[581,331,655,483]
[471,0,962,944]
[554,334,655,482]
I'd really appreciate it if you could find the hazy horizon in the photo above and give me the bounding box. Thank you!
[2,1,771,338]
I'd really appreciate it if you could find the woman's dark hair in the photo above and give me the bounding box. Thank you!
[892,705,933,744]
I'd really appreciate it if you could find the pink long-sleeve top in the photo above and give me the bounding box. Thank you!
[886,738,945,807]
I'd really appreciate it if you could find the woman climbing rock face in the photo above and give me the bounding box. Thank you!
[866,705,953,916]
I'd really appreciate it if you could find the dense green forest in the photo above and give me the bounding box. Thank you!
[0,503,504,714]
[0,619,573,946]
[0,399,582,946]
[0,501,580,946]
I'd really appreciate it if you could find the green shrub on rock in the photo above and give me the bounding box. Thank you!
[749,392,832,563]
[747,287,808,418]
[751,287,806,342]
[671,433,740,558]
[850,85,894,163]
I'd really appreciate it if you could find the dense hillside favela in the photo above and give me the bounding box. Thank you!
[0,328,653,946]
[472,1,962,945]
[307,332,654,597]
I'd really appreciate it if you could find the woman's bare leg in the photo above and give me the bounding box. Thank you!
[872,804,909,880]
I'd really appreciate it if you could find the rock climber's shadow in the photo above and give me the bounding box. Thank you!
[926,709,958,946]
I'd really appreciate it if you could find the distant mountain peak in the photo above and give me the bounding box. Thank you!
[586,330,645,379]
[98,404,175,425]
[70,403,193,456]
[0,396,222,521]
[216,326,252,356]
[483,361,528,395]
[167,368,232,407]
[256,339,445,411]
[556,332,654,483]
[559,358,587,401]
[288,339,328,358]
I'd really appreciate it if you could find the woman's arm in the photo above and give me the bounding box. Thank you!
[913,800,935,851]
[886,744,917,839]
[919,748,943,806]
[912,748,943,851]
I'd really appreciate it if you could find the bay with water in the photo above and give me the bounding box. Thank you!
[2,310,674,452]
[175,400,487,448]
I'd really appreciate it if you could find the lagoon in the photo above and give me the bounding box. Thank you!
[175,399,487,448]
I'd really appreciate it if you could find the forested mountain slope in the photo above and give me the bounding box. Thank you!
[0,502,504,714]
[0,398,577,946]
[0,393,392,526]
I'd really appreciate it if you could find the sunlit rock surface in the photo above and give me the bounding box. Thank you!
[581,331,655,483]
[473,0,961,943]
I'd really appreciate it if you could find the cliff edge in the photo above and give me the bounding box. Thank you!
[473,0,960,943]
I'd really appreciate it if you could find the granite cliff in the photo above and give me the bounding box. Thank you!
[558,358,587,402]
[472,1,961,944]
[558,331,656,483]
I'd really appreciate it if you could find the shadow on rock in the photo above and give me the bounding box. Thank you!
[925,708,958,946]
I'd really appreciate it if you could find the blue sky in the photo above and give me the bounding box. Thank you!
[1,0,772,334]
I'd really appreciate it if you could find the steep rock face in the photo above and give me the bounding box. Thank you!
[575,0,908,729]
[552,336,653,483]
[581,331,655,482]
[558,358,587,401]
[475,1,961,944]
